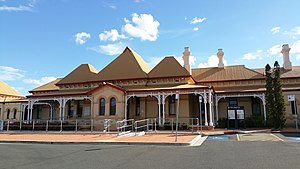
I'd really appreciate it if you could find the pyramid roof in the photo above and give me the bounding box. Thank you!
[30,78,62,92]
[56,64,98,85]
[0,80,23,97]
[97,47,151,81]
[148,56,190,78]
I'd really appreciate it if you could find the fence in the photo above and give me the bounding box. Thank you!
[0,117,200,133]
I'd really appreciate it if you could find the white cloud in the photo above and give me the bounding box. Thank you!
[74,32,91,45]
[0,5,32,12]
[88,42,125,56]
[175,55,196,66]
[283,26,300,38]
[99,29,127,42]
[0,66,25,81]
[190,17,206,24]
[268,44,282,56]
[296,55,300,61]
[23,76,57,86]
[242,50,263,60]
[198,55,227,68]
[290,40,300,54]
[0,0,36,12]
[123,13,160,41]
[271,27,280,34]
[193,27,199,31]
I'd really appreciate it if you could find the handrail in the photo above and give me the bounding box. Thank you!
[104,119,112,132]
[134,119,152,134]
[116,119,134,133]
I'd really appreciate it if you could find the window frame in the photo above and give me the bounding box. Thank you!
[109,97,116,116]
[99,98,106,116]
[13,109,17,119]
[6,109,10,119]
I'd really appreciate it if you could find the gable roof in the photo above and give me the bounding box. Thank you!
[56,64,98,85]
[148,56,190,78]
[254,66,300,78]
[30,78,62,92]
[97,47,151,81]
[192,65,265,82]
[0,80,23,97]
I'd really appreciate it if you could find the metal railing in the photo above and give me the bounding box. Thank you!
[0,117,201,133]
[116,119,134,133]
[104,119,113,132]
[134,119,156,134]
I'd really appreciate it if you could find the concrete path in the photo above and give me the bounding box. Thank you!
[0,132,204,146]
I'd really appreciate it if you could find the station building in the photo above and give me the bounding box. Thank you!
[2,44,300,129]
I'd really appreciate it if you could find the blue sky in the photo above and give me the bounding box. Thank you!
[1,0,300,95]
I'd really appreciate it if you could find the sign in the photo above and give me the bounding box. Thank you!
[175,91,179,100]
[288,95,295,102]
[237,110,245,119]
[228,110,235,119]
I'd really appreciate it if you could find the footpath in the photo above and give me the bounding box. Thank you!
[0,128,298,146]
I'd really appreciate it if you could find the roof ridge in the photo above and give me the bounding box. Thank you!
[126,47,151,74]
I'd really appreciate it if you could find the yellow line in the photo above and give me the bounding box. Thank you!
[236,134,240,141]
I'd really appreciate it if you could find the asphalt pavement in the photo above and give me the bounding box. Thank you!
[0,132,299,169]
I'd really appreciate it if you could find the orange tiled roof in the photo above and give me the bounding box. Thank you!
[30,78,62,92]
[97,47,151,81]
[148,56,190,78]
[192,65,265,82]
[254,66,300,78]
[0,80,23,97]
[56,64,98,85]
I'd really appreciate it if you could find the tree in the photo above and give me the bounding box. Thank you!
[265,64,274,127]
[273,61,286,129]
[265,62,286,129]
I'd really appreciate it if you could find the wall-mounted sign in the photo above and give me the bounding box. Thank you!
[288,95,295,102]
[228,110,235,119]
[237,110,245,120]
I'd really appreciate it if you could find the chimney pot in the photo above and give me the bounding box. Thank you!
[182,47,191,74]
[217,49,224,68]
[281,44,292,70]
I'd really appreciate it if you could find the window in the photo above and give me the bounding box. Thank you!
[13,109,17,119]
[136,97,140,116]
[68,100,74,117]
[228,98,238,107]
[110,97,116,115]
[291,101,297,115]
[6,109,10,119]
[252,97,261,116]
[169,95,176,115]
[99,98,105,116]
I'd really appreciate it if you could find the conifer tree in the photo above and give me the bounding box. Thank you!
[265,64,274,127]
[273,61,286,129]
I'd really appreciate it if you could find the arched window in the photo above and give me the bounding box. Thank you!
[99,98,105,116]
[110,97,116,115]
[6,109,10,119]
[13,109,17,119]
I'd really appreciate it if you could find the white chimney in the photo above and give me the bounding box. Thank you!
[182,47,191,73]
[281,44,292,70]
[217,49,224,68]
